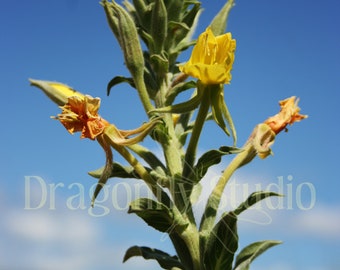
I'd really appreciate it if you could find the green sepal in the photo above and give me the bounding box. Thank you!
[123,246,184,269]
[234,191,283,216]
[233,240,282,270]
[203,211,238,270]
[210,85,237,145]
[209,0,235,35]
[107,76,135,96]
[128,198,175,232]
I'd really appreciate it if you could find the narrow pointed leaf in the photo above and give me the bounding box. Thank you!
[123,246,184,269]
[191,146,241,183]
[203,212,238,270]
[88,162,142,179]
[165,80,196,106]
[107,76,135,96]
[234,191,283,216]
[233,240,282,270]
[128,144,167,173]
[152,87,203,113]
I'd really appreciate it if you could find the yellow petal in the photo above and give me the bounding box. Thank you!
[179,27,236,85]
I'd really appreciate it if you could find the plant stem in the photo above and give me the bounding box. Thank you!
[182,83,211,179]
[199,142,256,232]
[106,133,171,206]
[134,69,155,116]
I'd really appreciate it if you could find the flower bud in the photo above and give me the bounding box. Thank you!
[151,0,167,54]
[29,79,85,106]
[102,0,144,76]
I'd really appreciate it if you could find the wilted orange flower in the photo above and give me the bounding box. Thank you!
[264,96,307,134]
[179,27,236,85]
[55,95,109,140]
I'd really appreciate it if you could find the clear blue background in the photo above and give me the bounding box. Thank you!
[1,0,339,269]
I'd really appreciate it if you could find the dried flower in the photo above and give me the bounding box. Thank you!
[264,96,308,134]
[55,95,109,140]
[179,27,236,85]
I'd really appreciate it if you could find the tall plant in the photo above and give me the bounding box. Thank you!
[30,0,307,269]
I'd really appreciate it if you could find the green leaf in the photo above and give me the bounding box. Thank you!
[128,198,175,232]
[107,76,135,96]
[123,246,184,269]
[233,240,282,270]
[151,86,203,114]
[234,191,283,216]
[209,0,235,35]
[128,144,167,173]
[191,146,241,183]
[203,212,238,270]
[165,80,196,106]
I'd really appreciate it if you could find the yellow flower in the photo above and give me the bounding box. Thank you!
[55,95,109,140]
[179,27,236,85]
[264,96,308,134]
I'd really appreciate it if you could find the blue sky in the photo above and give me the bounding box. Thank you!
[1,0,340,269]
